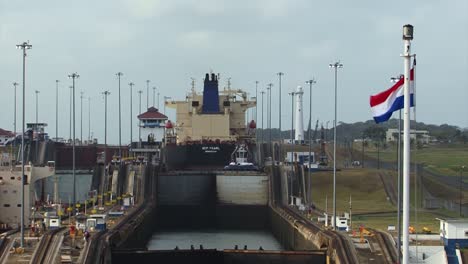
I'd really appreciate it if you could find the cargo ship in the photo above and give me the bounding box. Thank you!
[164,73,256,170]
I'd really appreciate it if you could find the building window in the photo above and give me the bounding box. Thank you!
[2,190,7,194]
[0,177,3,180]
[17,204,21,207]
[10,177,15,180]
[4,204,10,207]
[13,190,17,194]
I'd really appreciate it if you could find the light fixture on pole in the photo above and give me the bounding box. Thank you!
[401,23,414,264]
[129,82,134,146]
[35,90,40,163]
[68,72,79,205]
[305,78,316,206]
[55,80,59,141]
[116,72,123,158]
[329,61,343,230]
[146,80,150,110]
[277,72,284,155]
[16,40,32,248]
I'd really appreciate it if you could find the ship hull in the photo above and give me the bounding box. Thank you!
[165,143,237,170]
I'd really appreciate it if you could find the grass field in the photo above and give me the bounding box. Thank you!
[309,167,460,232]
[356,143,468,176]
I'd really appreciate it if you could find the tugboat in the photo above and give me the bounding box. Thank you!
[223,144,258,171]
[164,73,257,170]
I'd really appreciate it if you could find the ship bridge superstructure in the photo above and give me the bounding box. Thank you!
[165,73,256,144]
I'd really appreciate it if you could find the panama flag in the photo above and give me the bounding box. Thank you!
[370,69,415,123]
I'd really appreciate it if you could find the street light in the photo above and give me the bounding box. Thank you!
[88,97,91,141]
[102,91,111,145]
[267,83,273,151]
[329,61,343,229]
[116,72,123,158]
[153,86,157,107]
[69,86,72,142]
[35,90,40,163]
[16,41,31,248]
[55,80,59,141]
[129,82,135,146]
[306,78,316,206]
[68,72,79,205]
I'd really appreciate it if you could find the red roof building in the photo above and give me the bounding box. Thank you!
[0,128,15,137]
[137,107,168,120]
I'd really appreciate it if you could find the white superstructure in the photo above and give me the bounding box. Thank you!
[294,86,304,141]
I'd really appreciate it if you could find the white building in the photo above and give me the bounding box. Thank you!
[0,128,14,146]
[386,128,430,144]
[437,218,468,264]
[137,107,168,144]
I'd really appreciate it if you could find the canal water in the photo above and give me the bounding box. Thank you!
[147,229,283,251]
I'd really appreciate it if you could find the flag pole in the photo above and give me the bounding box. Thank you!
[401,24,414,264]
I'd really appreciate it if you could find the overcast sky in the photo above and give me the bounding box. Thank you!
[0,0,467,144]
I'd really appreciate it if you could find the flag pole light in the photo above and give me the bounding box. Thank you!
[402,23,413,264]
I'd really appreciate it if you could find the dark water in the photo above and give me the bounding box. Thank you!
[147,229,283,251]
[34,173,93,203]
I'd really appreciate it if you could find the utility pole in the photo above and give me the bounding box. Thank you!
[55,80,59,141]
[306,78,316,206]
[16,41,31,248]
[267,83,273,152]
[69,86,72,142]
[460,166,465,217]
[260,90,265,144]
[129,82,134,146]
[329,61,343,230]
[255,81,259,138]
[157,92,160,109]
[68,72,79,206]
[153,86,156,107]
[116,72,123,158]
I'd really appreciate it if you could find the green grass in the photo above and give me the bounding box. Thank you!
[351,212,441,233]
[357,143,468,176]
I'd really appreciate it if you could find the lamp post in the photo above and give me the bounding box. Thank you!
[157,92,160,109]
[68,72,79,205]
[289,91,295,205]
[138,90,143,145]
[277,73,284,151]
[146,80,150,109]
[402,24,414,264]
[460,165,465,217]
[153,86,156,107]
[55,80,59,141]
[329,61,343,229]
[306,78,316,206]
[16,41,31,248]
[35,90,40,163]
[116,72,123,158]
[129,82,134,146]
[80,91,84,144]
